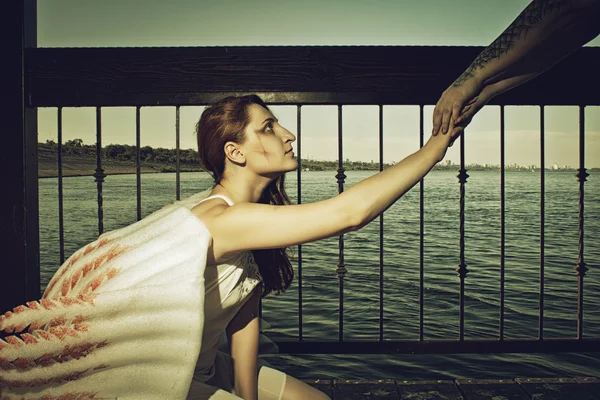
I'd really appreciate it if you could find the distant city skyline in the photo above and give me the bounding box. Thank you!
[36,1,600,167]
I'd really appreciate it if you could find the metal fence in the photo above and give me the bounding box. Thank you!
[41,101,596,355]
[4,5,600,353]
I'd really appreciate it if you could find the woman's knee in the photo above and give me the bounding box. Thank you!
[258,367,330,400]
[258,366,287,400]
[284,374,330,400]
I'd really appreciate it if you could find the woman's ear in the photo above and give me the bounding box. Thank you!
[224,141,246,165]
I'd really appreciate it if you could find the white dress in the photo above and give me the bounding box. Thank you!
[187,194,263,384]
[181,193,287,400]
[0,189,285,400]
[1,190,213,399]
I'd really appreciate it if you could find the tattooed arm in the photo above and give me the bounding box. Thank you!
[432,0,600,138]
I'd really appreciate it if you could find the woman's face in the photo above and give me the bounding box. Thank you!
[240,103,297,178]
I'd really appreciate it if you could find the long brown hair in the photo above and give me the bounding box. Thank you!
[195,95,294,297]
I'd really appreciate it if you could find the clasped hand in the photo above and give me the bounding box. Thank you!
[432,75,494,145]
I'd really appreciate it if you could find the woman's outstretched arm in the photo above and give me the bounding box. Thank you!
[432,0,600,137]
[194,131,451,259]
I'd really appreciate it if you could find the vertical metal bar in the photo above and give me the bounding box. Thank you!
[297,105,304,341]
[336,105,347,342]
[25,2,40,301]
[379,104,384,342]
[25,0,41,301]
[456,133,469,341]
[419,105,425,341]
[539,106,545,340]
[1,0,40,311]
[500,105,506,340]
[136,106,142,221]
[57,107,65,264]
[94,107,107,236]
[176,106,181,201]
[575,105,589,339]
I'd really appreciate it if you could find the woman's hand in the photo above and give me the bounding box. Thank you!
[432,74,483,137]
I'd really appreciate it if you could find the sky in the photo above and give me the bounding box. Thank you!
[36,0,600,167]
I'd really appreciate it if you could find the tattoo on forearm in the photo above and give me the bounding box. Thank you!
[453,0,569,87]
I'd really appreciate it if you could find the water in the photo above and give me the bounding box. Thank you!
[38,170,600,380]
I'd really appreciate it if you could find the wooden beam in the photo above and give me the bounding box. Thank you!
[1,0,40,313]
[27,46,600,107]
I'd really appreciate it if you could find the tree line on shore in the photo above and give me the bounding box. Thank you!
[42,139,201,165]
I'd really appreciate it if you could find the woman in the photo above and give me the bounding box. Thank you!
[186,94,453,399]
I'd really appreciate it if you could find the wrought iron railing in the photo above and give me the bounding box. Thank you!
[4,9,599,355]
[33,101,597,355]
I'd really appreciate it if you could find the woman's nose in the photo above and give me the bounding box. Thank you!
[286,129,296,142]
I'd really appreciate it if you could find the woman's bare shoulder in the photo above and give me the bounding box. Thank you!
[190,197,230,220]
[190,198,239,263]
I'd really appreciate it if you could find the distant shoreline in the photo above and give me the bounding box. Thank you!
[39,156,592,178]
[38,141,596,178]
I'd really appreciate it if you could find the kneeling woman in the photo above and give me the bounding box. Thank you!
[188,95,453,399]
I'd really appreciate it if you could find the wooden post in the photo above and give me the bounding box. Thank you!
[0,0,40,313]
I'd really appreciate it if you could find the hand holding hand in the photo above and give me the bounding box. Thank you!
[432,74,483,137]
[446,83,496,146]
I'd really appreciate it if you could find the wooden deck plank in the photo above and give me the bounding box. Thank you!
[303,377,599,399]
[516,377,597,400]
[456,379,529,400]
[333,379,400,400]
[396,380,463,400]
[576,378,600,400]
